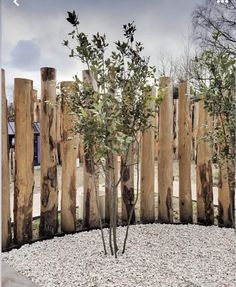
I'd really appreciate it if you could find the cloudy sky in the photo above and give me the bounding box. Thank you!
[2,0,205,101]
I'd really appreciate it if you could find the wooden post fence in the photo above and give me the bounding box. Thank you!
[140,87,156,223]
[82,70,100,228]
[105,155,118,224]
[196,100,214,225]
[121,144,135,224]
[2,69,12,248]
[178,81,193,223]
[14,78,34,243]
[61,81,78,233]
[39,67,58,237]
[158,77,173,223]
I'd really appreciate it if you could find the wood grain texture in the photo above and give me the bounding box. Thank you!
[178,81,193,223]
[14,78,34,243]
[39,67,58,237]
[196,100,214,225]
[61,81,78,233]
[140,87,156,223]
[158,77,173,223]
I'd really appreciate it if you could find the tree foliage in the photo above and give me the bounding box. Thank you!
[63,11,159,256]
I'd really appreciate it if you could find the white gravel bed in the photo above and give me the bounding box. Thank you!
[2,224,236,287]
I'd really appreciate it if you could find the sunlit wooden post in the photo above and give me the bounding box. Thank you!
[82,70,100,228]
[39,67,58,237]
[196,100,214,225]
[14,78,34,243]
[61,81,78,233]
[158,77,173,223]
[178,81,193,223]
[140,87,156,223]
[1,69,12,248]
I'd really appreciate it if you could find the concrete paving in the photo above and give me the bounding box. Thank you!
[1,262,37,287]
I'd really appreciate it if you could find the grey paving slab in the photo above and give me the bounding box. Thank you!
[1,262,37,287]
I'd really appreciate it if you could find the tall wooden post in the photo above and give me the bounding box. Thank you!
[105,155,118,224]
[61,81,78,233]
[82,70,100,228]
[1,69,12,248]
[178,81,193,223]
[40,67,58,237]
[56,94,62,164]
[158,77,173,223]
[218,160,235,228]
[196,100,214,225]
[140,87,156,223]
[14,78,34,243]
[121,145,135,224]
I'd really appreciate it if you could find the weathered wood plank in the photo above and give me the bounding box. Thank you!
[39,67,58,237]
[1,69,12,248]
[14,78,34,243]
[196,100,214,225]
[61,81,78,233]
[178,81,193,223]
[158,77,173,223]
[140,87,156,223]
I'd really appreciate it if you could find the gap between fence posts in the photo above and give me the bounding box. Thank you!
[1,69,12,248]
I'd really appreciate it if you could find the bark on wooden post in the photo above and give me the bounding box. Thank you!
[2,69,12,248]
[218,153,235,228]
[82,70,100,228]
[14,78,34,243]
[105,155,118,224]
[40,67,58,237]
[158,77,173,223]
[61,81,78,233]
[196,100,214,225]
[140,87,156,223]
[121,145,135,224]
[178,81,193,223]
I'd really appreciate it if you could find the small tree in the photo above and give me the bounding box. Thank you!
[63,11,160,257]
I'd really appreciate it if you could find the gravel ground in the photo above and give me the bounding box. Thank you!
[2,224,236,287]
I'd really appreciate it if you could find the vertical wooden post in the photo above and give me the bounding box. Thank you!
[218,160,235,228]
[82,70,100,228]
[140,87,156,223]
[56,94,62,164]
[121,145,135,224]
[196,100,214,225]
[61,81,78,233]
[40,67,58,237]
[1,69,12,248]
[178,81,193,223]
[158,77,173,223]
[105,155,118,224]
[14,78,34,243]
